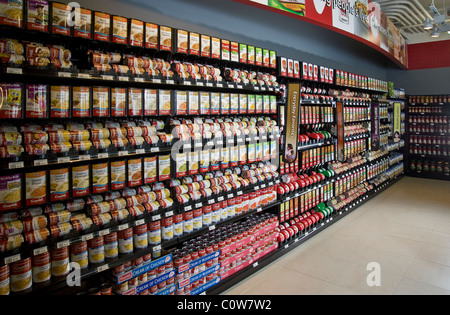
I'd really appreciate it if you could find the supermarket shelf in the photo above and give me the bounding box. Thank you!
[9,200,280,296]
[406,171,450,181]
[206,175,404,295]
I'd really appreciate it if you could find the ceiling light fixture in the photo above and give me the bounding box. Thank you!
[431,25,440,37]
[423,1,449,38]
[423,17,433,29]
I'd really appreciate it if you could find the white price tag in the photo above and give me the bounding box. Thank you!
[151,147,159,153]
[34,246,48,256]
[135,219,145,226]
[57,240,70,249]
[34,159,48,166]
[82,234,94,241]
[152,79,162,84]
[58,157,71,163]
[97,265,109,273]
[79,155,90,161]
[152,215,161,221]
[5,254,21,265]
[102,75,114,81]
[118,224,129,231]
[7,68,22,75]
[8,161,24,169]
[58,72,71,78]
[134,77,144,82]
[99,229,110,237]
[136,149,145,154]
[119,76,130,81]
[78,73,90,79]
[118,151,128,156]
[98,153,109,159]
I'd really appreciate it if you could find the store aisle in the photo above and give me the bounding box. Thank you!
[222,176,450,295]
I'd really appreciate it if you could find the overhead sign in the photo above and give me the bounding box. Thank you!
[243,0,408,68]
[284,83,301,163]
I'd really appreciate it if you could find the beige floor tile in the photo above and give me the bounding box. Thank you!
[433,216,450,235]
[249,266,329,295]
[350,246,415,277]
[393,277,450,295]
[318,283,362,295]
[283,250,349,283]
[425,230,450,249]
[416,243,450,267]
[382,221,431,243]
[329,261,402,295]
[370,234,424,257]
[220,177,450,296]
[306,236,370,264]
[404,259,450,291]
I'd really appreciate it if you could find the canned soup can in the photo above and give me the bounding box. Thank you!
[0,264,9,295]
[10,258,32,293]
[104,232,118,259]
[32,251,51,284]
[88,236,105,264]
[118,228,134,254]
[51,247,70,277]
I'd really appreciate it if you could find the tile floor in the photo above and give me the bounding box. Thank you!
[222,176,450,295]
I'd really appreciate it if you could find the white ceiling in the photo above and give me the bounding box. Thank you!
[373,0,450,44]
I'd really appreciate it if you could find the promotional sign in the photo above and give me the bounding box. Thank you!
[245,0,407,67]
[371,102,380,151]
[336,101,345,162]
[393,102,402,143]
[284,83,301,163]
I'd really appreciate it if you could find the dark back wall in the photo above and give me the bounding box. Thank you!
[63,0,448,94]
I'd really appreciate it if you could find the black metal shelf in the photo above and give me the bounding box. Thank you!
[206,175,404,295]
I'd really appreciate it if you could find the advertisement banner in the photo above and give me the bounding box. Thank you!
[336,101,345,162]
[245,0,407,67]
[305,0,332,25]
[393,102,402,143]
[284,83,301,163]
[371,102,380,151]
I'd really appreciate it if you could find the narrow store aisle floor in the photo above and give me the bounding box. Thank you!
[222,176,450,295]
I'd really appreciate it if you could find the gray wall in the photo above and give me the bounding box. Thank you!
[69,0,448,94]
[387,67,450,95]
[71,0,396,80]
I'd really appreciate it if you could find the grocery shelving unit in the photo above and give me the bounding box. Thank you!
[405,95,450,181]
[0,1,407,296]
